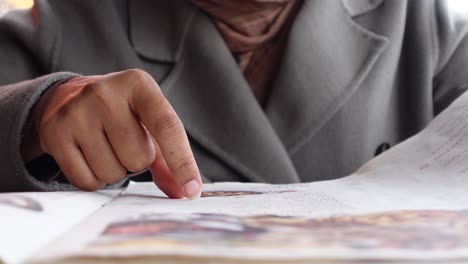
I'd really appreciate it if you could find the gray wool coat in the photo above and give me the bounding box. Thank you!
[1,0,468,191]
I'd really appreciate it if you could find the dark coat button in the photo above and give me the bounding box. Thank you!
[375,143,391,156]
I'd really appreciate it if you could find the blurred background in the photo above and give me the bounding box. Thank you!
[0,0,32,15]
[0,0,467,17]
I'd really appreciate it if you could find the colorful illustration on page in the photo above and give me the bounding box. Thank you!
[86,210,468,254]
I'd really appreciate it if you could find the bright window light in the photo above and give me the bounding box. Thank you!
[447,0,468,13]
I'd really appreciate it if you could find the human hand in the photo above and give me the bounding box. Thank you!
[29,69,201,198]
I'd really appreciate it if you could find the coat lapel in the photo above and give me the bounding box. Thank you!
[265,0,389,154]
[130,1,299,183]
[129,0,388,182]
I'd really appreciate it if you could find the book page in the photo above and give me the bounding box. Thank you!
[32,92,468,263]
[0,189,121,264]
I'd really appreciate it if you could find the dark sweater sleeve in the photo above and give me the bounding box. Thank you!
[0,3,86,191]
[0,73,83,192]
[0,5,128,191]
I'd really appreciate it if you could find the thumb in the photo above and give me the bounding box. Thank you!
[150,141,185,199]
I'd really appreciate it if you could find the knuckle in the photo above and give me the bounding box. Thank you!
[82,81,102,96]
[125,68,152,81]
[155,111,185,136]
[125,69,156,89]
[112,169,128,184]
[138,144,156,169]
[125,154,153,172]
[70,176,104,191]
[127,70,163,103]
[120,133,155,173]
[100,167,127,185]
[176,155,197,173]
[82,82,112,105]
[141,148,156,167]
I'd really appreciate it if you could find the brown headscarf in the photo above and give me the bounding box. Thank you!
[191,0,301,105]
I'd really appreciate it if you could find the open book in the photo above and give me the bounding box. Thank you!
[4,91,468,263]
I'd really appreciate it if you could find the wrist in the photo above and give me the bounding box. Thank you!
[21,77,79,162]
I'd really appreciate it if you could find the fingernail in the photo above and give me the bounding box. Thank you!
[183,179,201,200]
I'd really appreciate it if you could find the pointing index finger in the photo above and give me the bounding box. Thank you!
[127,70,202,199]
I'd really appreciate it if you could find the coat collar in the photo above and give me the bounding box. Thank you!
[129,0,385,62]
[264,0,389,154]
[341,0,384,17]
[129,1,194,63]
[129,0,388,183]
